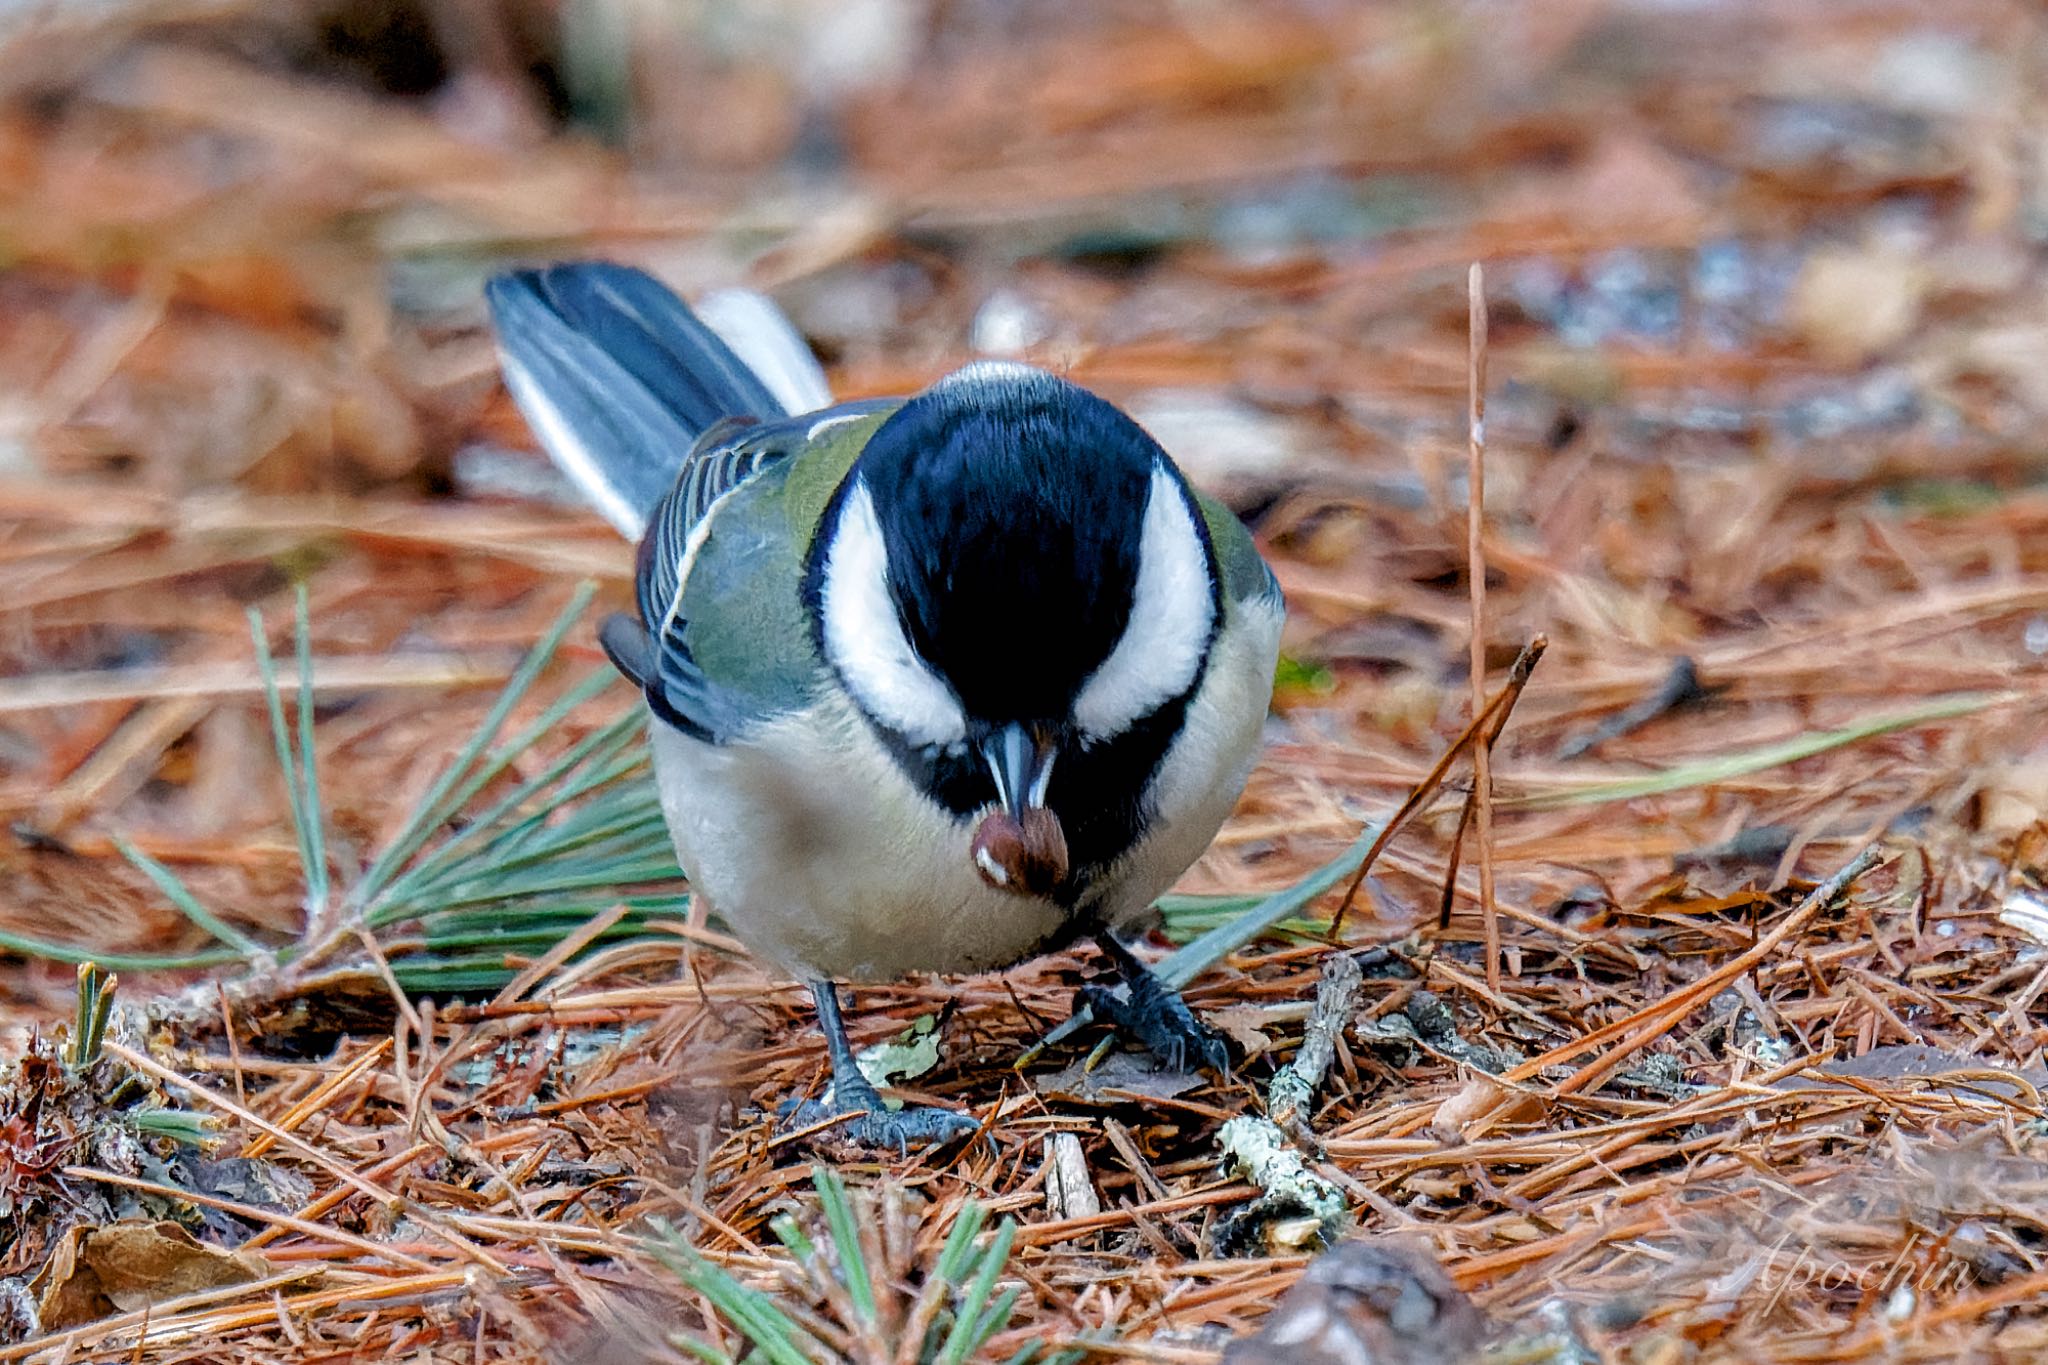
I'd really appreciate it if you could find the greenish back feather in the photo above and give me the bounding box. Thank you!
[784,406,900,546]
[1196,492,1282,611]
[677,404,899,718]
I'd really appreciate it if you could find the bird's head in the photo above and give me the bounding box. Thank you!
[804,362,1222,902]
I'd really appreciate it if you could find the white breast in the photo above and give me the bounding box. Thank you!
[1091,594,1287,929]
[648,689,1067,982]
[647,596,1283,983]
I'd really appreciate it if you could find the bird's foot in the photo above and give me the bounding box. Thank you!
[1079,970,1231,1075]
[1085,931,1233,1075]
[782,1076,980,1156]
[793,979,980,1155]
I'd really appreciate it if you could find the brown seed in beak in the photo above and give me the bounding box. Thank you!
[971,807,1069,898]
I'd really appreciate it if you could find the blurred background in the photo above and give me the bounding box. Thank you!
[1,0,2043,989]
[6,3,2048,1357]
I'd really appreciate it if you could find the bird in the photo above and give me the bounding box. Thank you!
[485,262,1283,1149]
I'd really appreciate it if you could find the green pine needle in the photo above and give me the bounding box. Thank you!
[770,1211,816,1265]
[61,581,688,998]
[644,1221,817,1365]
[292,584,330,912]
[69,962,114,1068]
[650,1180,1055,1365]
[0,932,244,973]
[815,1164,878,1324]
[128,1107,220,1147]
[112,836,263,958]
[937,1217,1018,1365]
[1510,692,2009,810]
[349,581,601,913]
[668,1337,738,1365]
[934,1200,989,1285]
[247,602,325,914]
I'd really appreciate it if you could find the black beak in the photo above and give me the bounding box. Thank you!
[983,723,1057,819]
[973,723,1068,897]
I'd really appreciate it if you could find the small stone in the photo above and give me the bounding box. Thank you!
[969,289,1052,357]
[1223,1236,1489,1365]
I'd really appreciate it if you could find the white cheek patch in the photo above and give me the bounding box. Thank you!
[1073,464,1215,740]
[820,482,969,749]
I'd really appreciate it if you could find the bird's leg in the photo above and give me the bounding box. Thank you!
[1079,931,1231,1074]
[790,980,980,1153]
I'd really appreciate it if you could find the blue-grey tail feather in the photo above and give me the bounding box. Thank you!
[485,263,789,537]
[696,288,834,416]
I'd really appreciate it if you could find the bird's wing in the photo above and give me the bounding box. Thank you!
[1195,492,1284,612]
[635,417,789,631]
[485,260,870,742]
[616,402,902,742]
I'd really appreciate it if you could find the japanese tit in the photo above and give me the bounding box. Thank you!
[486,263,1283,1148]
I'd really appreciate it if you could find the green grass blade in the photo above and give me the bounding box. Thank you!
[1511,692,2010,810]
[292,584,330,912]
[113,836,262,957]
[350,582,596,911]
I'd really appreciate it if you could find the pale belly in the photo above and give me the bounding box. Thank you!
[649,694,1069,981]
[647,597,1283,984]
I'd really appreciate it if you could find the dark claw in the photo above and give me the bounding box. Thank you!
[782,1079,981,1155]
[1084,931,1233,1075]
[793,980,980,1155]
[844,1102,984,1154]
[1079,973,1232,1075]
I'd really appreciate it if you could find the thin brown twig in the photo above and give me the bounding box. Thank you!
[61,1167,441,1273]
[1500,842,1888,1095]
[7,12,2048,1357]
[1330,635,1547,936]
[240,1038,394,1160]
[1466,261,1499,997]
[104,1040,510,1275]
